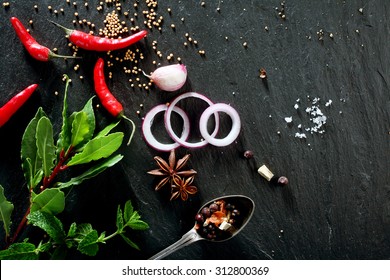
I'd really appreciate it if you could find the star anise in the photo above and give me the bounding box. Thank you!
[170,175,198,201]
[147,149,197,191]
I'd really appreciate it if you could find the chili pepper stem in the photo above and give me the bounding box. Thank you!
[48,20,73,36]
[122,115,136,146]
[49,51,81,60]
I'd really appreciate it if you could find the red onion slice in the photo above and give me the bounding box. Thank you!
[164,92,220,148]
[142,104,190,151]
[199,103,241,147]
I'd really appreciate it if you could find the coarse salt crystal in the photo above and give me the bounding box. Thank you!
[284,116,293,123]
[295,132,307,139]
[325,100,332,107]
[294,104,299,109]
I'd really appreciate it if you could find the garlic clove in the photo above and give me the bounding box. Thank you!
[148,64,187,92]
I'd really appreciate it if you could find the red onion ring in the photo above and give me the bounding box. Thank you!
[142,104,190,151]
[199,103,241,147]
[164,92,220,148]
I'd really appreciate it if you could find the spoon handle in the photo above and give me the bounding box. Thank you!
[149,228,201,260]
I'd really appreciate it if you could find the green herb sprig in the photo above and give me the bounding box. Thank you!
[0,75,148,259]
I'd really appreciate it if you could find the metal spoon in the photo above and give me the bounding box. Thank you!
[149,194,255,260]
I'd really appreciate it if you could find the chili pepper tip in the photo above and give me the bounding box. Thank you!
[48,20,72,36]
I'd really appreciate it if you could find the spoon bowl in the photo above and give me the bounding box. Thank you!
[149,194,255,260]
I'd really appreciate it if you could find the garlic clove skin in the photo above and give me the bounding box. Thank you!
[150,64,187,92]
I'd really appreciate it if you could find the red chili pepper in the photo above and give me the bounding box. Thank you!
[93,58,135,146]
[0,84,38,127]
[51,21,148,52]
[93,58,123,117]
[11,17,77,61]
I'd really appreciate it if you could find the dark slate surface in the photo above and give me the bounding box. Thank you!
[0,1,389,260]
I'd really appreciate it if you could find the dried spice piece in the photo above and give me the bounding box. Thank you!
[147,150,197,200]
[258,165,274,181]
[170,175,198,201]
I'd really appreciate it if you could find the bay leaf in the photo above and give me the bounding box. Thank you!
[0,185,14,238]
[30,188,65,215]
[21,108,46,189]
[71,111,90,148]
[67,132,123,166]
[36,117,56,177]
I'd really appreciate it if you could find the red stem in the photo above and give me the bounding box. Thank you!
[42,147,73,190]
[7,207,30,247]
[6,147,73,247]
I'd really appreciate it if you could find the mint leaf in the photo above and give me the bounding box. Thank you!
[67,222,77,238]
[21,108,46,189]
[57,154,123,189]
[0,185,14,238]
[30,188,65,215]
[116,205,124,231]
[122,201,149,231]
[0,242,38,260]
[67,132,124,166]
[127,219,149,231]
[123,200,134,224]
[77,229,99,256]
[28,211,66,244]
[36,117,56,177]
[74,223,94,237]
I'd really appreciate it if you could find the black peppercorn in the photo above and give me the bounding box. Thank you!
[243,150,254,159]
[277,176,289,186]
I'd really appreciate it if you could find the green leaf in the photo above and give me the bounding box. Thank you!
[21,107,46,189]
[28,211,66,244]
[126,220,149,230]
[36,116,56,177]
[57,154,123,189]
[30,188,65,215]
[80,97,96,144]
[120,234,140,250]
[77,229,99,256]
[0,185,14,238]
[67,132,124,166]
[67,222,77,238]
[95,120,120,139]
[123,200,134,224]
[0,242,38,260]
[56,76,71,155]
[37,241,52,253]
[71,111,90,148]
[116,206,124,231]
[74,223,94,237]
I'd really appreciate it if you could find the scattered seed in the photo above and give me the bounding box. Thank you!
[259,68,267,79]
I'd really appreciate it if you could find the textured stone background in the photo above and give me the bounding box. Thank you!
[0,0,389,259]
